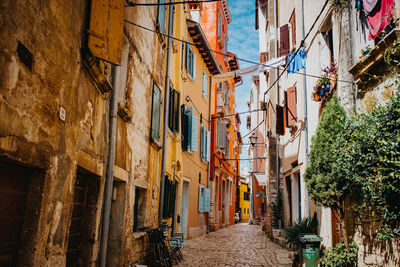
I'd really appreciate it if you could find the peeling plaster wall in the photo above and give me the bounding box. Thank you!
[0,0,108,265]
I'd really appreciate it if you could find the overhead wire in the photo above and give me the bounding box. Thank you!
[242,119,264,138]
[126,0,221,6]
[185,96,209,123]
[123,19,354,87]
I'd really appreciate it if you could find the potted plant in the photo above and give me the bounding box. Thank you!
[312,62,338,102]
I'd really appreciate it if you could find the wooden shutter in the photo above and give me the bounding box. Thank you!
[198,186,204,212]
[276,105,285,135]
[88,0,124,64]
[260,52,268,63]
[279,24,290,57]
[174,91,180,133]
[289,11,296,47]
[151,84,161,141]
[217,122,226,149]
[191,115,198,152]
[203,188,210,212]
[286,86,297,126]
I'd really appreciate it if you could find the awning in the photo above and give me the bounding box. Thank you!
[254,173,267,186]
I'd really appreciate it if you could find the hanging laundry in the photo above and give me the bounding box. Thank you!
[287,48,306,74]
[364,0,395,40]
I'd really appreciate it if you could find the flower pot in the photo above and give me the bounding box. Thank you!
[313,93,321,102]
[330,74,337,88]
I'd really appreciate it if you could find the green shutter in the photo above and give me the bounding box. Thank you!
[192,51,196,80]
[186,42,189,72]
[181,105,189,150]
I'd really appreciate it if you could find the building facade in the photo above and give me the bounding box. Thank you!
[255,0,400,265]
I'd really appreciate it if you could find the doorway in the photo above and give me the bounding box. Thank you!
[107,180,126,267]
[66,168,100,267]
[222,180,226,224]
[181,181,190,236]
[0,159,43,266]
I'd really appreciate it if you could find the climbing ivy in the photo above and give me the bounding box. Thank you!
[334,91,400,241]
[305,84,400,241]
[321,238,359,267]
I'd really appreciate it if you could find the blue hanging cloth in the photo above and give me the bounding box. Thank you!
[288,48,306,74]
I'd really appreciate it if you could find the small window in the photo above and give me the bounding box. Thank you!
[157,0,167,34]
[202,71,208,98]
[133,187,146,232]
[186,43,196,79]
[151,84,162,141]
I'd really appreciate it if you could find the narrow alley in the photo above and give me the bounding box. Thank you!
[177,224,294,267]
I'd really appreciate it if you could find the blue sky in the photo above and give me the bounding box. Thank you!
[227,0,259,173]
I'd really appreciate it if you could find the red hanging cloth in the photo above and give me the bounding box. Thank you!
[365,0,395,40]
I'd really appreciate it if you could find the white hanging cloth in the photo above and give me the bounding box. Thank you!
[212,56,286,83]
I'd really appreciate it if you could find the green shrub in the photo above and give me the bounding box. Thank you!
[321,238,359,267]
[283,213,318,247]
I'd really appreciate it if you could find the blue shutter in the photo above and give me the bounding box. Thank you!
[186,42,189,72]
[203,188,210,212]
[200,126,205,159]
[198,186,204,212]
[186,107,193,150]
[206,130,210,162]
[158,0,166,34]
[191,114,198,152]
[193,51,196,80]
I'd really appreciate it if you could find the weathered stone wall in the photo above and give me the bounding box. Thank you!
[0,0,109,265]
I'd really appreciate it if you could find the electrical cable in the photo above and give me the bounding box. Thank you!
[215,153,266,161]
[126,0,221,6]
[185,96,209,123]
[123,19,354,86]
[242,119,264,138]
[263,0,332,101]
[212,108,265,119]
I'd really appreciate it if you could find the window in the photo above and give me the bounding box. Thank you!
[225,136,230,158]
[224,82,228,105]
[181,105,198,152]
[244,191,250,201]
[276,105,285,135]
[217,121,226,149]
[150,84,162,141]
[162,176,176,219]
[168,88,180,133]
[200,125,210,162]
[198,186,211,212]
[133,187,146,232]
[186,43,196,79]
[157,0,167,34]
[202,71,208,98]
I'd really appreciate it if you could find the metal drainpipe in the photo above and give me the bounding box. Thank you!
[206,76,212,234]
[301,0,310,218]
[99,64,119,267]
[273,0,280,214]
[159,4,174,226]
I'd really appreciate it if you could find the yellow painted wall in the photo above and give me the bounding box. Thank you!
[240,183,250,222]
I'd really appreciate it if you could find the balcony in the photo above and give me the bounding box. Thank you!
[349,28,400,90]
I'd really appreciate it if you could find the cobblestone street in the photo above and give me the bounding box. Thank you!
[177,223,294,267]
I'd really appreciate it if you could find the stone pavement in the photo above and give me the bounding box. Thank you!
[177,223,294,267]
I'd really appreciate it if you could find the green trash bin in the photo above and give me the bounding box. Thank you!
[299,234,322,267]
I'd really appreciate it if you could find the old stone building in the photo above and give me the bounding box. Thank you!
[0,0,166,265]
[255,0,400,265]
